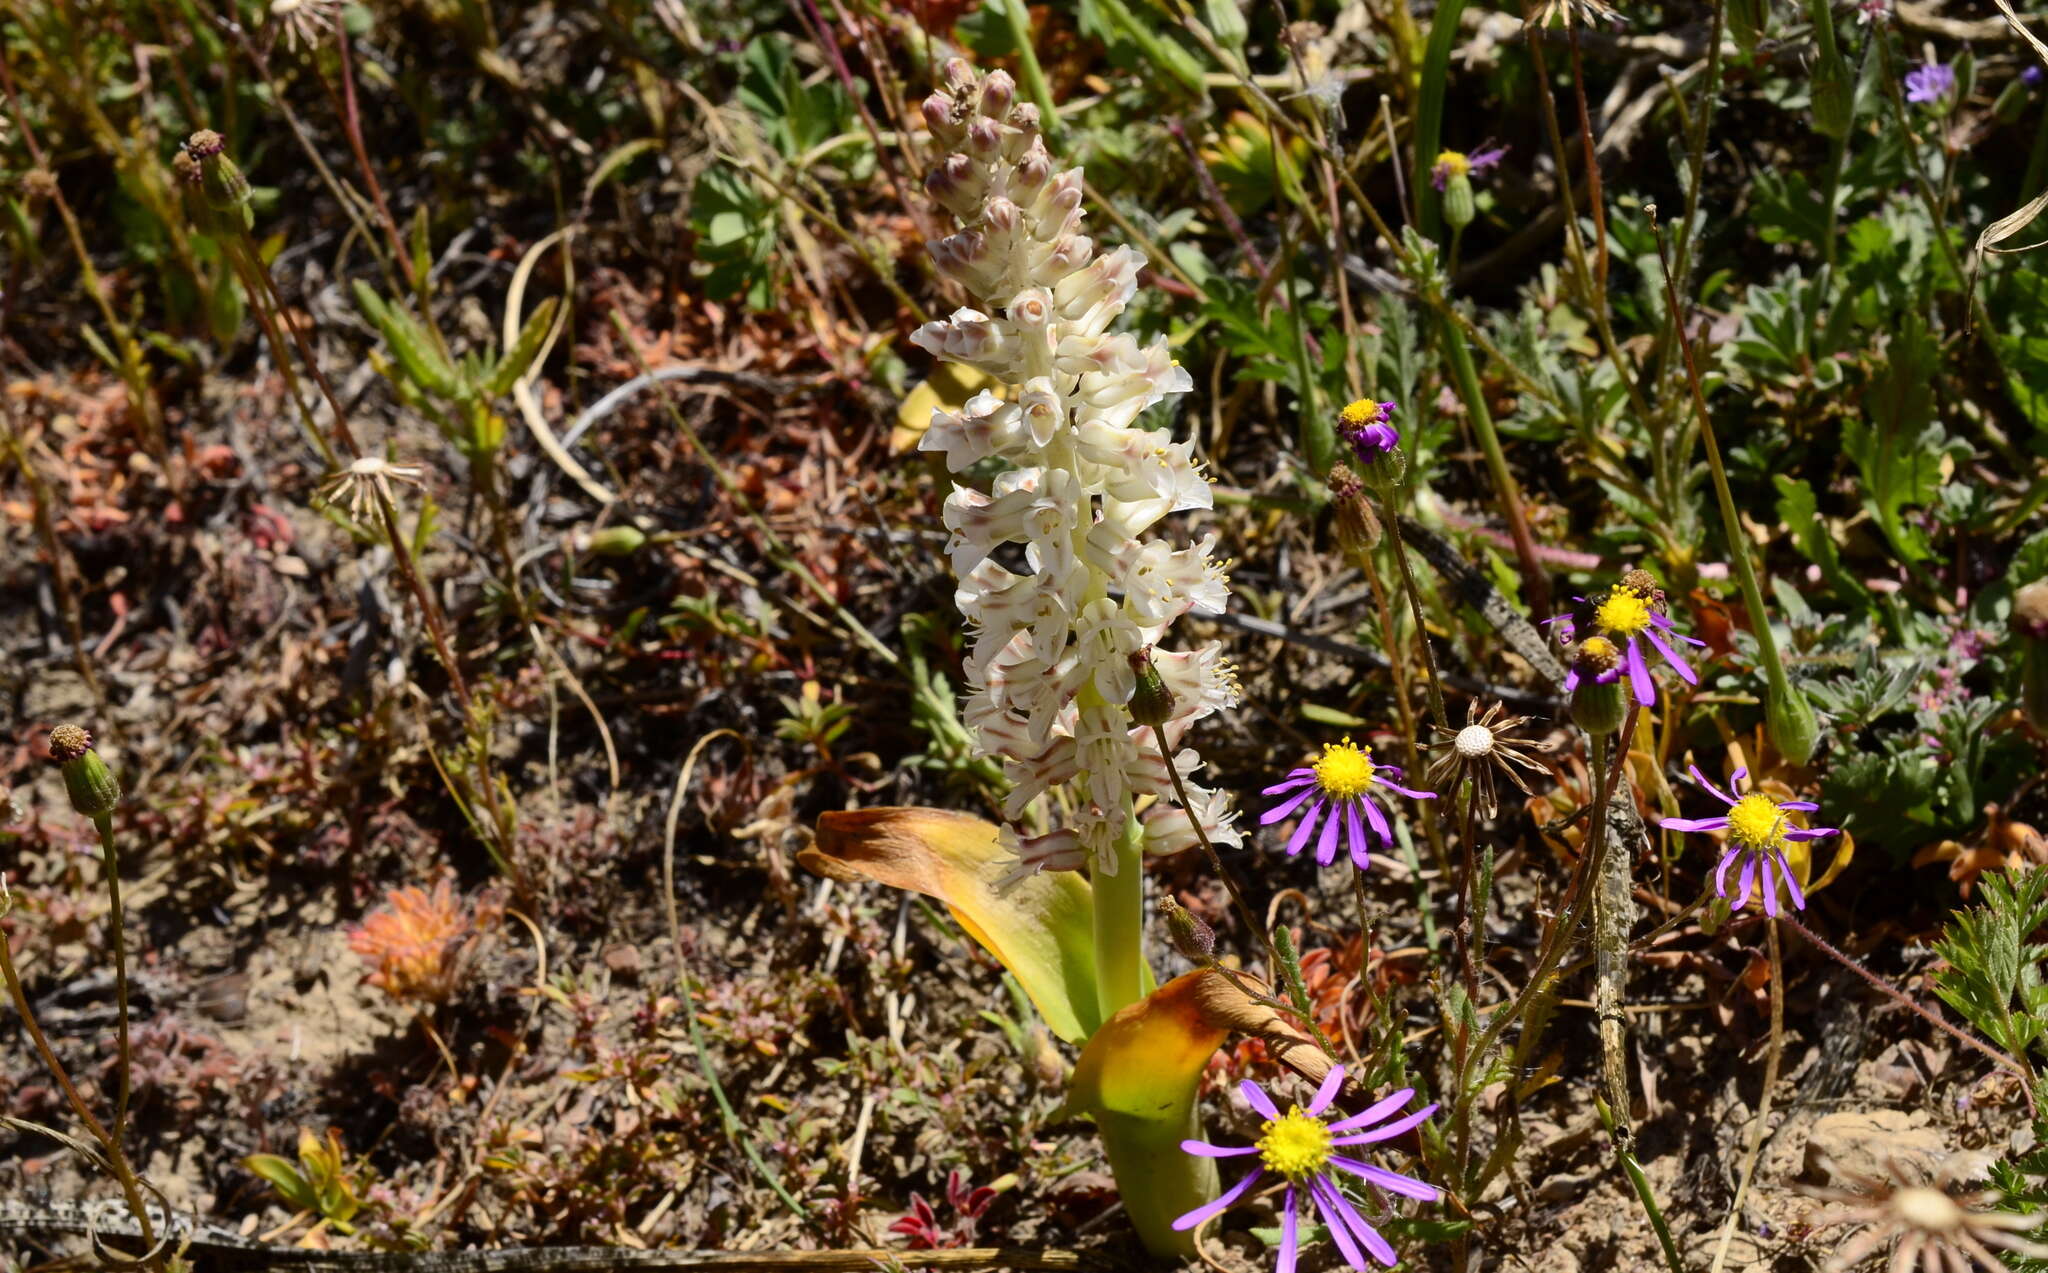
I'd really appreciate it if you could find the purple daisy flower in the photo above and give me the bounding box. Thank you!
[1429,143,1507,191]
[1659,764,1840,916]
[1337,399,1399,460]
[1545,580,1705,707]
[1260,737,1436,871]
[1905,61,1955,105]
[1173,1065,1440,1270]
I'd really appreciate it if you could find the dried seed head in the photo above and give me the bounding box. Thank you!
[1454,724,1495,760]
[20,168,58,201]
[2014,580,2048,640]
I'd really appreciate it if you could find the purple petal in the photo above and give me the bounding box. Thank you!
[1308,1065,1348,1116]
[1314,1176,1397,1268]
[1626,639,1657,706]
[1785,825,1839,841]
[1286,802,1325,856]
[1316,804,1343,866]
[1728,766,1749,793]
[1172,1168,1261,1231]
[1777,800,1820,812]
[1333,1157,1443,1202]
[1262,785,1320,826]
[1333,1102,1438,1146]
[1660,816,1731,833]
[1240,1079,1281,1120]
[1688,765,1738,806]
[1563,667,1581,694]
[1262,774,1319,796]
[1736,853,1757,910]
[1360,794,1392,847]
[1309,1178,1374,1271]
[1644,628,1699,686]
[1181,1140,1260,1158]
[1277,1188,1299,1273]
[1714,846,1740,899]
[1347,801,1372,871]
[1377,779,1437,801]
[1760,856,1780,918]
[1776,851,1808,910]
[1330,1087,1417,1133]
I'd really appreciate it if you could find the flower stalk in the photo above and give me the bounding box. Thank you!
[1648,213,1819,763]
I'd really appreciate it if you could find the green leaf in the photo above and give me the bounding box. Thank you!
[244,1154,320,1214]
[1846,314,1956,563]
[352,281,463,400]
[1772,475,1869,604]
[1301,702,1370,728]
[484,297,559,398]
[805,808,1104,1042]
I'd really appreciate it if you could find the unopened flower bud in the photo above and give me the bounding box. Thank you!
[48,724,120,820]
[1158,895,1215,962]
[1766,682,1821,766]
[173,148,228,237]
[1012,139,1053,191]
[1128,648,1176,727]
[2013,580,2048,731]
[984,196,1020,235]
[1570,638,1627,735]
[1618,567,1663,606]
[922,91,961,139]
[1327,463,1382,553]
[967,116,1003,159]
[20,168,57,201]
[942,58,976,95]
[185,130,251,221]
[980,70,1015,118]
[580,524,646,557]
[1443,172,1476,231]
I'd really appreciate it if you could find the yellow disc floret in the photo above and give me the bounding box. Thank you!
[1434,149,1471,180]
[1257,1106,1335,1179]
[1726,793,1788,850]
[1314,738,1378,800]
[1594,590,1653,637]
[1339,399,1386,427]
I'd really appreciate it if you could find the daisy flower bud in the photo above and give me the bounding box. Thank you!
[184,129,252,222]
[1327,463,1382,553]
[48,724,120,820]
[1569,636,1627,735]
[1157,895,1215,962]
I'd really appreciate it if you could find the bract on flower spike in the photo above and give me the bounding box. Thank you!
[1174,1064,1439,1270]
[913,60,1242,885]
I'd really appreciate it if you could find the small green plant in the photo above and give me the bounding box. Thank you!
[245,1128,368,1233]
[1934,869,2048,1102]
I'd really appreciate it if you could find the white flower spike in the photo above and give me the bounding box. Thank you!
[916,60,1239,882]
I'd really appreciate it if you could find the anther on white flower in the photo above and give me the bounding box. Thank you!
[917,60,1236,879]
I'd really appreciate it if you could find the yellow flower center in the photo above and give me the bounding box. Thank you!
[1435,149,1471,180]
[1257,1107,1334,1179]
[1313,739,1377,800]
[1726,793,1787,850]
[1339,399,1383,427]
[1594,591,1653,637]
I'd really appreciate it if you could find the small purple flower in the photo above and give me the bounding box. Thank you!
[1855,0,1888,24]
[1544,576,1705,707]
[1429,144,1508,191]
[1337,399,1399,460]
[1174,1065,1439,1270]
[1260,737,1435,872]
[1905,61,1956,105]
[2025,65,2044,88]
[1659,764,1839,916]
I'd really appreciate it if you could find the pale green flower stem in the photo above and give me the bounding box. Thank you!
[1092,800,1148,1018]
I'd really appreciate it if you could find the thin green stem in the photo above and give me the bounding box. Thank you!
[1156,727,1278,981]
[1605,1100,1684,1273]
[1376,491,1450,731]
[93,815,135,1140]
[1649,216,1794,706]
[1000,0,1059,144]
[1436,322,1555,622]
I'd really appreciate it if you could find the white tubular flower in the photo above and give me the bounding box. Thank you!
[916,60,1239,879]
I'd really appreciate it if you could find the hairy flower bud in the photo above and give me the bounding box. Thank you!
[1570,638,1627,735]
[1327,463,1382,553]
[1129,648,1176,727]
[1158,895,1215,962]
[48,724,120,820]
[1766,682,1821,766]
[185,129,252,222]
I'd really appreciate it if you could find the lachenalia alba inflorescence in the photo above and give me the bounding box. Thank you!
[913,60,1240,885]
